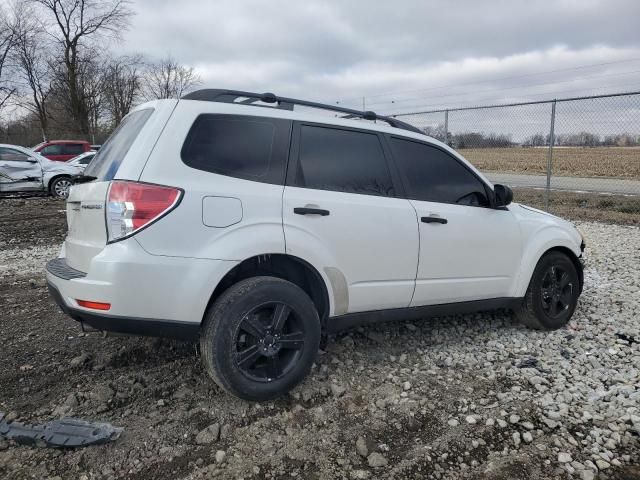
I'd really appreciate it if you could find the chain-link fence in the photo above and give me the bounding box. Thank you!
[393,91,640,225]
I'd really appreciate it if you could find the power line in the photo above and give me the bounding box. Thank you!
[333,57,640,105]
[386,83,640,115]
[365,69,640,109]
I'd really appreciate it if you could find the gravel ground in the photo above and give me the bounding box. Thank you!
[0,197,638,480]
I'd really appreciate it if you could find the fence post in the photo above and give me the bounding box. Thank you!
[545,100,557,211]
[444,109,449,145]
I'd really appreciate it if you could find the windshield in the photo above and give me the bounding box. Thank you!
[31,142,47,150]
[84,108,154,180]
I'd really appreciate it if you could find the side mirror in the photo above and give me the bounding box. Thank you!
[27,157,39,163]
[494,184,513,207]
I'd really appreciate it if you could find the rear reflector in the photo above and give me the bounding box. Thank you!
[76,300,111,311]
[106,181,182,243]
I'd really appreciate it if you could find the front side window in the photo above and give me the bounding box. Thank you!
[181,114,290,184]
[390,138,489,207]
[294,125,395,197]
[0,147,30,162]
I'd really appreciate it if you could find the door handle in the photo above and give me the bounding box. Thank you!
[421,216,447,224]
[294,207,330,216]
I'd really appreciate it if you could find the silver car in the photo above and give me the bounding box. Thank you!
[0,144,83,198]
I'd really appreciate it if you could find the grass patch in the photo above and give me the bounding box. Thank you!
[513,188,640,225]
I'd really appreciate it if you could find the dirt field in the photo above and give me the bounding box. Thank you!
[1,198,639,480]
[462,147,640,179]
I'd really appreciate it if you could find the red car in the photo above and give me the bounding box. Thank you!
[33,140,92,162]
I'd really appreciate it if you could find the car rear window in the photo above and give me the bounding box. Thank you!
[181,114,290,184]
[85,108,154,180]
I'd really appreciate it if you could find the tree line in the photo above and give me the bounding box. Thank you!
[0,0,201,147]
[422,126,640,148]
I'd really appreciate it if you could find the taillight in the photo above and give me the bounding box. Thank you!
[106,181,182,243]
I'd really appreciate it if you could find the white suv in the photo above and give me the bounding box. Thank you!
[46,89,585,401]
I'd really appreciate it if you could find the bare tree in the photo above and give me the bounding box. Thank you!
[32,0,133,135]
[142,56,201,100]
[0,5,18,112]
[13,3,52,140]
[104,55,141,124]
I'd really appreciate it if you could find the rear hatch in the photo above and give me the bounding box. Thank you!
[64,103,176,272]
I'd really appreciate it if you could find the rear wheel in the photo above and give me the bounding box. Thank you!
[200,276,321,401]
[50,176,73,199]
[517,251,580,330]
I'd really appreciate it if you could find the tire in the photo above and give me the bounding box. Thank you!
[516,251,580,330]
[200,276,321,401]
[50,176,73,199]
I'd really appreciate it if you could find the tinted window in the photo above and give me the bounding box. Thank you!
[63,144,84,155]
[390,138,489,207]
[41,145,62,155]
[295,125,394,197]
[181,115,290,184]
[0,147,30,161]
[85,108,154,180]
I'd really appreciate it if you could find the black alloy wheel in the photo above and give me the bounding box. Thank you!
[235,302,306,382]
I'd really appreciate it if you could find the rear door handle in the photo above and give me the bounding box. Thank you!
[294,207,330,216]
[421,216,447,224]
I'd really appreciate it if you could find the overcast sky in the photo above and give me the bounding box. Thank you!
[121,0,640,114]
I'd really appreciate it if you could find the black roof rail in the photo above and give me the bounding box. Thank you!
[181,89,423,135]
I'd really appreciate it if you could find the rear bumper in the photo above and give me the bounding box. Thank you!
[45,239,238,338]
[47,281,198,340]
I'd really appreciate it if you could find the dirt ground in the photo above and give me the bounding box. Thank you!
[462,147,640,179]
[0,197,638,480]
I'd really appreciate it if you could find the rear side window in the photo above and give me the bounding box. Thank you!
[390,137,489,207]
[181,114,291,184]
[63,144,84,155]
[0,147,30,161]
[294,125,395,197]
[85,108,154,181]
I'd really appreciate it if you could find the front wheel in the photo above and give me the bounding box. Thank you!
[50,176,73,199]
[200,276,321,401]
[517,251,581,330]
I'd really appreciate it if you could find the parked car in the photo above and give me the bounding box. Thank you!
[0,144,83,198]
[45,89,586,401]
[67,151,96,170]
[33,140,92,162]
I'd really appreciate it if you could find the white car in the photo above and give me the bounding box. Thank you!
[0,144,83,198]
[66,151,97,170]
[45,89,585,401]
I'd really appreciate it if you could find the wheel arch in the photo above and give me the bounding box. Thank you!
[204,253,332,327]
[47,174,72,194]
[514,236,583,297]
[543,246,584,294]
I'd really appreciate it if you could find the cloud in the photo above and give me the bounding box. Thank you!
[118,0,640,110]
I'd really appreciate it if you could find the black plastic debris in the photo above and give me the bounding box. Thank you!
[517,357,538,369]
[615,332,636,345]
[0,412,123,448]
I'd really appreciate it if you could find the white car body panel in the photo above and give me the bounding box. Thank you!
[410,200,522,305]
[283,186,419,315]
